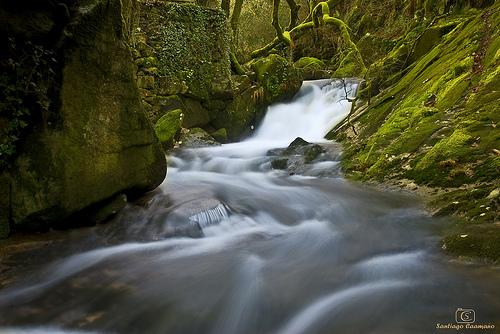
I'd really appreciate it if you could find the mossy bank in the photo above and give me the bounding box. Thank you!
[329,1,499,262]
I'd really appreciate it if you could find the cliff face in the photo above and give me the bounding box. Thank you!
[0,0,167,237]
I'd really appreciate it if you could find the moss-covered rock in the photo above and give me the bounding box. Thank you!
[443,224,500,263]
[155,109,183,149]
[252,54,302,104]
[0,0,166,236]
[179,127,220,148]
[294,57,326,70]
[211,86,264,140]
[294,57,329,80]
[181,98,210,128]
[210,128,228,143]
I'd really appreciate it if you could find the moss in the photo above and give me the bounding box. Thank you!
[211,86,263,140]
[294,57,326,70]
[416,129,473,169]
[443,224,500,262]
[180,98,210,128]
[154,109,183,148]
[210,128,228,143]
[1,0,167,234]
[137,2,232,101]
[252,54,302,104]
[294,57,329,79]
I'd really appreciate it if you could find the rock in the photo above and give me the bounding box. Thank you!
[157,95,185,121]
[155,109,183,149]
[156,76,189,96]
[137,75,155,89]
[232,75,252,94]
[271,158,288,170]
[212,86,264,140]
[90,194,128,224]
[268,137,327,173]
[179,128,220,148]
[294,57,329,80]
[181,98,210,128]
[286,137,310,150]
[252,54,302,104]
[211,128,228,143]
[0,0,167,235]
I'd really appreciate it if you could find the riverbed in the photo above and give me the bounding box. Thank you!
[0,80,498,334]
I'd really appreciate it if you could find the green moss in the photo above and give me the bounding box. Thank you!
[210,128,228,143]
[294,57,326,70]
[252,54,302,104]
[416,129,473,169]
[444,224,500,262]
[137,2,232,101]
[154,109,183,148]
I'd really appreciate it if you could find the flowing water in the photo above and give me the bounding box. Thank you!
[0,80,499,334]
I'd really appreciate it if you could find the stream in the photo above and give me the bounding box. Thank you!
[0,80,498,334]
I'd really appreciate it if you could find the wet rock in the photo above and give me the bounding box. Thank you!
[284,137,326,162]
[181,98,210,128]
[179,128,220,148]
[90,194,128,224]
[271,158,288,170]
[268,137,328,174]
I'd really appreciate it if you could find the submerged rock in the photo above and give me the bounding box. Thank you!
[268,137,328,174]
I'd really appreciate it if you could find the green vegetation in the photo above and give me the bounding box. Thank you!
[155,109,183,148]
[332,0,499,261]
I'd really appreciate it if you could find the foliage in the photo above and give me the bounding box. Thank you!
[0,37,57,169]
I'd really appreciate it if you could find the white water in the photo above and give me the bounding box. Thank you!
[1,80,499,334]
[186,79,357,161]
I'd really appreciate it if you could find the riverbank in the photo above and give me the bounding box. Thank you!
[329,2,499,263]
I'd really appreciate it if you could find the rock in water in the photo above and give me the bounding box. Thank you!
[0,0,166,236]
[179,128,220,148]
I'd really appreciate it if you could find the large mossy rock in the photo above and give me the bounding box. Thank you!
[294,57,329,80]
[0,0,166,236]
[252,54,302,104]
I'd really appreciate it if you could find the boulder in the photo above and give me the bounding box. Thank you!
[179,128,220,148]
[0,0,166,236]
[252,54,302,104]
[211,128,228,143]
[294,57,330,80]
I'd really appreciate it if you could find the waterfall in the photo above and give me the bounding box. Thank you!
[252,79,358,143]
